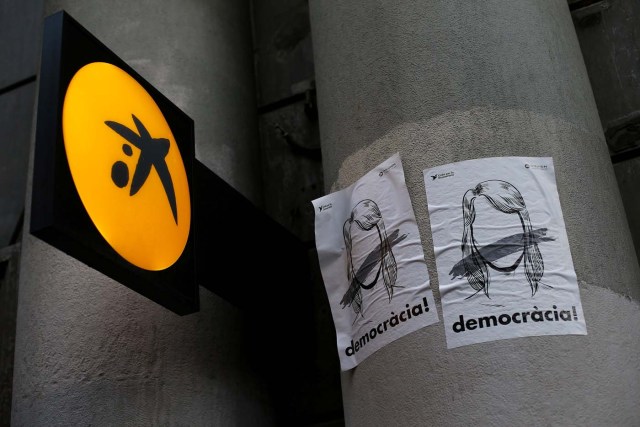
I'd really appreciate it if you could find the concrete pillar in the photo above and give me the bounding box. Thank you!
[12,1,273,426]
[309,0,640,425]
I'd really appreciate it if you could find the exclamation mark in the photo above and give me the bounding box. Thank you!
[423,297,430,312]
[572,306,578,321]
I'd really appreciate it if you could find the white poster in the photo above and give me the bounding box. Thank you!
[424,157,587,349]
[313,153,439,371]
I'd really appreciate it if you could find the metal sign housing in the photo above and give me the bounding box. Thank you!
[32,11,198,315]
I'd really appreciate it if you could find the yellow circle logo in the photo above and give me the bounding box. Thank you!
[62,62,191,271]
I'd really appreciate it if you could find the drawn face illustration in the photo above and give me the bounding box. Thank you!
[62,62,191,271]
[471,197,525,270]
[348,201,383,288]
[341,199,398,317]
[458,180,544,298]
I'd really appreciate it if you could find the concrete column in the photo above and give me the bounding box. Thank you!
[12,1,273,426]
[309,0,640,425]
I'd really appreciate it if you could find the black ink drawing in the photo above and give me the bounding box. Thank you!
[450,228,555,279]
[341,199,400,317]
[458,180,549,299]
[105,114,178,223]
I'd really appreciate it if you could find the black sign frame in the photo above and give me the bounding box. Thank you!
[31,11,198,315]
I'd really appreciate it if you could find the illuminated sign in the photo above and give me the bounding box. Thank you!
[32,11,198,314]
[63,62,191,270]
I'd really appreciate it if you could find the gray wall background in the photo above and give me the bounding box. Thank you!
[571,0,640,266]
[0,1,44,424]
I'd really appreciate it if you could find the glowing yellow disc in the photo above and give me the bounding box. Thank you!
[62,62,191,271]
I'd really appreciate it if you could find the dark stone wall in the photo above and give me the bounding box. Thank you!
[0,1,44,424]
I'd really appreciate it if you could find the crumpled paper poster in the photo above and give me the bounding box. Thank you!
[424,157,586,349]
[313,153,439,370]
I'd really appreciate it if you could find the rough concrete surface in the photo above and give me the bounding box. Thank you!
[573,0,640,143]
[0,245,21,427]
[311,0,605,186]
[252,0,315,107]
[615,157,640,265]
[13,238,274,426]
[0,83,35,247]
[0,0,43,89]
[310,0,640,425]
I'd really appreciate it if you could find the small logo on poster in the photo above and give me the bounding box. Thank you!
[378,162,397,177]
[525,163,548,170]
[318,203,333,212]
[431,171,455,180]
